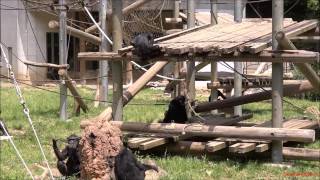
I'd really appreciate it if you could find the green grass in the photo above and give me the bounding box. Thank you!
[0,86,319,179]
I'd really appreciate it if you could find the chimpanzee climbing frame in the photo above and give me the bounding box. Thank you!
[77,0,319,163]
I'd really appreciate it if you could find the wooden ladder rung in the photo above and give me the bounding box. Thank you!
[139,138,167,150]
[229,143,256,154]
[128,138,153,149]
[255,144,269,152]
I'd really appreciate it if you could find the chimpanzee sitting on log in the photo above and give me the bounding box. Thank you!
[162,95,188,124]
[115,147,158,180]
[52,134,81,177]
[208,90,227,101]
[131,33,162,61]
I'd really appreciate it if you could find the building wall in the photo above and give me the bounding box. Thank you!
[1,0,57,80]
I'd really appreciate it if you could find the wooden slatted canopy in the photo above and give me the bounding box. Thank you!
[78,19,319,62]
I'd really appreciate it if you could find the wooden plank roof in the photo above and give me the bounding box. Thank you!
[156,19,318,55]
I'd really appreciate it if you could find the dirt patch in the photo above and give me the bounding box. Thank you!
[79,118,123,180]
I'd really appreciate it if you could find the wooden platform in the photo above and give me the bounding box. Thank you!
[78,20,319,63]
[156,20,318,55]
[125,118,318,153]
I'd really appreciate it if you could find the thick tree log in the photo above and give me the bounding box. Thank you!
[147,141,320,161]
[123,61,168,106]
[58,70,88,113]
[48,21,101,45]
[282,147,320,161]
[110,121,315,142]
[276,31,320,92]
[194,80,314,113]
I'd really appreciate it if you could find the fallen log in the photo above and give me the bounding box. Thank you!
[194,80,314,113]
[146,141,320,161]
[110,121,315,142]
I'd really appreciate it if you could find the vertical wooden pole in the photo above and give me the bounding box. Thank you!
[272,0,284,163]
[59,0,67,120]
[112,0,123,121]
[210,0,218,114]
[234,0,243,116]
[186,0,196,118]
[99,0,109,107]
[173,0,181,98]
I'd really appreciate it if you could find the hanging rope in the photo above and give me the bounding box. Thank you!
[0,45,54,180]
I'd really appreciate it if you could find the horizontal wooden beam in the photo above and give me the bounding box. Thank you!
[76,50,318,63]
[290,36,320,43]
[110,121,315,142]
[48,21,101,45]
[194,80,314,113]
[78,52,126,61]
[165,18,182,24]
[23,59,69,69]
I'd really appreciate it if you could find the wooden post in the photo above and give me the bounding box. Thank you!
[272,0,284,163]
[210,0,218,114]
[59,0,67,120]
[110,121,315,142]
[186,0,196,118]
[234,0,243,116]
[173,0,181,98]
[112,0,123,121]
[99,0,110,107]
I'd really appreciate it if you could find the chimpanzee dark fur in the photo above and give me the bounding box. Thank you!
[162,95,188,124]
[131,33,162,61]
[52,134,81,177]
[115,147,158,180]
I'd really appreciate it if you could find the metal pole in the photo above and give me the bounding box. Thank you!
[186,0,195,118]
[99,0,109,107]
[272,0,284,163]
[59,0,67,120]
[112,0,123,121]
[234,0,243,116]
[210,0,218,25]
[210,0,218,114]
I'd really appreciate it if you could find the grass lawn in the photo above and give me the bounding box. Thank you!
[0,86,319,179]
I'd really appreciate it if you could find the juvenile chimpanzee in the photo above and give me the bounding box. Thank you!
[131,33,162,61]
[162,95,188,124]
[115,147,158,180]
[52,134,81,177]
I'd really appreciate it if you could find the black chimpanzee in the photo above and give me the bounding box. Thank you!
[115,147,158,180]
[52,134,81,177]
[162,95,188,124]
[131,33,162,61]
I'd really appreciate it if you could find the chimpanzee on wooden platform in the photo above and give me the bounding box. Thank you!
[52,134,81,177]
[131,33,162,61]
[162,95,188,124]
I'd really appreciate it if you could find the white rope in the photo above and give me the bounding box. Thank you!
[83,6,113,45]
[130,61,185,81]
[0,122,35,180]
[0,44,54,180]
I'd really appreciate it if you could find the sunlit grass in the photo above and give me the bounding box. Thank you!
[0,86,319,179]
